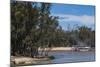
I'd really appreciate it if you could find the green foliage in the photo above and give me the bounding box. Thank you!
[48,56,55,60]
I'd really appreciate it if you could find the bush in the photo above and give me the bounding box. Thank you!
[48,56,55,60]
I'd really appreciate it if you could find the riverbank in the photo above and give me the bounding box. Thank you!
[38,47,74,51]
[10,47,74,66]
[11,56,51,66]
[38,47,94,51]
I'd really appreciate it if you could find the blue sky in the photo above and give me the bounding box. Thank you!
[50,3,95,30]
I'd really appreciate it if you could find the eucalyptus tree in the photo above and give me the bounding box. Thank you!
[11,1,40,57]
[11,1,28,56]
[78,26,95,47]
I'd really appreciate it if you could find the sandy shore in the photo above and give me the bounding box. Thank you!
[38,47,74,51]
[38,47,94,52]
[11,56,50,66]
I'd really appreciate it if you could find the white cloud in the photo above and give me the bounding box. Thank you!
[51,14,95,25]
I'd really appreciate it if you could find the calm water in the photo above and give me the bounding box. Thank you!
[37,51,95,64]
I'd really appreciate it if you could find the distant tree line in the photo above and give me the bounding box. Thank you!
[11,1,95,57]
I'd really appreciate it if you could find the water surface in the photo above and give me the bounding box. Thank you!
[37,51,95,64]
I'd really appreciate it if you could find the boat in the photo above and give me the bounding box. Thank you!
[73,47,91,51]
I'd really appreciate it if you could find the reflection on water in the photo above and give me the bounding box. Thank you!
[36,51,95,64]
[50,51,95,64]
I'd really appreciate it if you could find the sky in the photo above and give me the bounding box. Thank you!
[50,3,95,31]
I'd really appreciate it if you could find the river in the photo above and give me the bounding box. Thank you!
[36,51,95,65]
